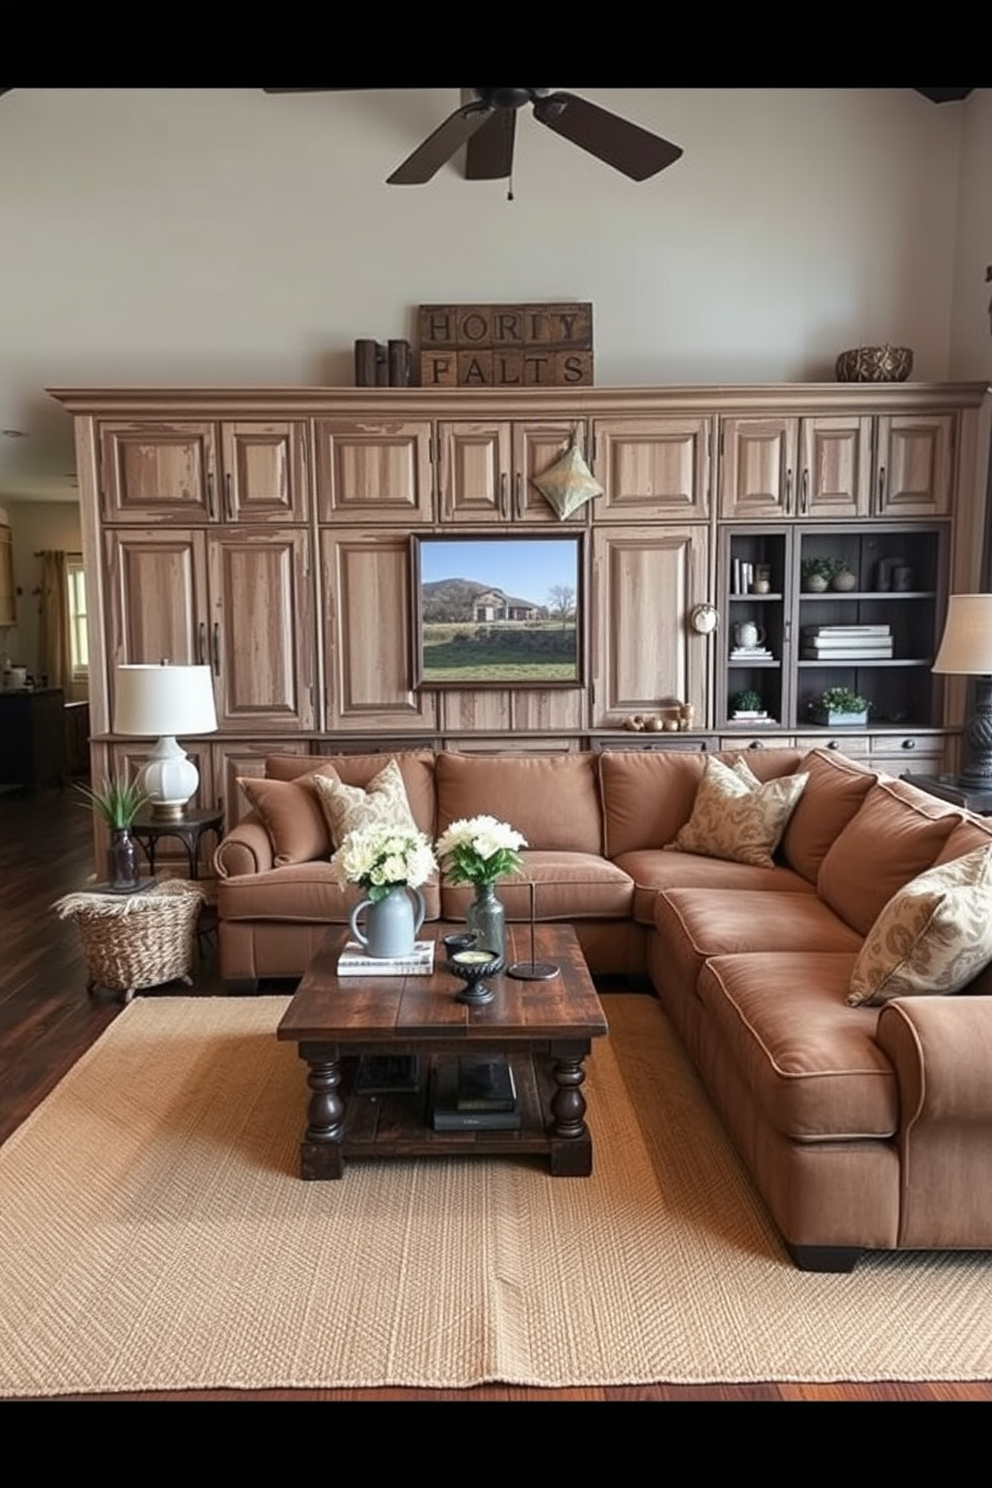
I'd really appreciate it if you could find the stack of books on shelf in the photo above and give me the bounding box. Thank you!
[431,1056,521,1131]
[801,624,893,660]
[731,559,758,594]
[729,644,773,660]
[337,940,436,976]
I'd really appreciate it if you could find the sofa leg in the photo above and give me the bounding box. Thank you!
[786,1243,862,1273]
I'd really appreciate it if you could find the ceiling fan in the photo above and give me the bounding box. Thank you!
[263,87,684,185]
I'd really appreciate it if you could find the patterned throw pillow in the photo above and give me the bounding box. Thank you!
[312,757,418,850]
[847,844,992,1006]
[532,442,604,520]
[666,755,809,868]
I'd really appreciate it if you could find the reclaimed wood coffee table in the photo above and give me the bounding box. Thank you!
[277,922,609,1180]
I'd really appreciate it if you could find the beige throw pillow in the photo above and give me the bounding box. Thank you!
[666,755,809,868]
[847,844,992,1006]
[312,757,418,850]
[532,442,605,521]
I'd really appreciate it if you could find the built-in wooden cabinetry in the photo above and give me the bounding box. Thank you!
[52,381,990,845]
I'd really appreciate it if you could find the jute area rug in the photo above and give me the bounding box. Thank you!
[2,992,991,1397]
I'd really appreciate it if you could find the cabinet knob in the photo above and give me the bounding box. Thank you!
[747,739,765,750]
[901,738,916,750]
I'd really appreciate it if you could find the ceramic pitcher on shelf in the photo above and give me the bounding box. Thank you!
[733,620,766,650]
[348,884,425,959]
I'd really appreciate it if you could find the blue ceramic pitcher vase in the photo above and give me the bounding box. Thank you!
[348,884,426,959]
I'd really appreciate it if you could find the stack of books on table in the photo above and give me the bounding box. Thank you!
[432,1056,521,1131]
[801,625,893,660]
[337,940,436,976]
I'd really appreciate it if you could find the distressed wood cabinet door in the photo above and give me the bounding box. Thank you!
[314,419,434,524]
[320,530,437,731]
[438,420,588,523]
[220,421,311,523]
[591,526,709,726]
[207,529,316,731]
[719,416,799,520]
[98,421,218,523]
[592,416,712,521]
[874,414,955,516]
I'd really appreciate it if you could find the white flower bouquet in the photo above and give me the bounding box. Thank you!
[433,815,528,886]
[331,825,437,903]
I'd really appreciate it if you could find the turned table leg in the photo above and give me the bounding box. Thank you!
[548,1045,592,1177]
[299,1048,345,1179]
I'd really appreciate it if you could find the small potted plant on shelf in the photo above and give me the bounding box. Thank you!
[810,686,870,727]
[801,555,842,592]
[74,774,149,891]
[730,688,767,721]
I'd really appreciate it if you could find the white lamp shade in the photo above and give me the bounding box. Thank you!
[932,595,992,676]
[114,664,218,736]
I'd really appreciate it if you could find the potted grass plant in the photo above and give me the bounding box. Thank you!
[75,774,149,891]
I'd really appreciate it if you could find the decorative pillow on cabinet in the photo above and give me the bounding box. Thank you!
[532,441,604,520]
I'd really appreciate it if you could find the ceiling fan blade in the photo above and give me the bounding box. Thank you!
[465,108,517,180]
[387,101,494,185]
[533,92,682,181]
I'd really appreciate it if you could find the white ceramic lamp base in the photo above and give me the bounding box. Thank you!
[137,736,200,820]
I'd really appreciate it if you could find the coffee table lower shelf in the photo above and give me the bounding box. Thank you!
[295,1045,594,1180]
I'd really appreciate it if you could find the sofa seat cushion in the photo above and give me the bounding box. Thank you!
[217,863,441,925]
[613,849,816,924]
[656,888,864,999]
[697,952,898,1140]
[435,752,603,854]
[440,851,634,922]
[817,777,962,935]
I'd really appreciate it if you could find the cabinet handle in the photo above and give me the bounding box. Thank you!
[877,465,886,513]
[500,473,508,519]
[224,471,234,520]
[747,739,765,750]
[206,472,216,520]
[901,738,916,750]
[197,622,206,666]
[785,468,793,514]
[515,471,523,519]
[801,468,809,514]
[212,621,221,676]
[827,739,840,750]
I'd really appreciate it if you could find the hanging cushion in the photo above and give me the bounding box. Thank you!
[532,443,604,520]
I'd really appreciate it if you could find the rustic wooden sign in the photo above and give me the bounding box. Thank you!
[418,303,593,388]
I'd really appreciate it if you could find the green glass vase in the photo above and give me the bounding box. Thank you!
[465,881,505,959]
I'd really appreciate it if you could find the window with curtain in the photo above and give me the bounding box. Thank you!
[66,554,88,681]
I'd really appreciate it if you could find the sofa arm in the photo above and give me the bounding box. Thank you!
[213,812,275,879]
[876,996,992,1248]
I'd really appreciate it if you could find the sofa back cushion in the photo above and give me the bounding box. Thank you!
[780,748,878,884]
[931,814,992,867]
[434,751,603,854]
[598,746,804,857]
[817,776,961,935]
[264,751,436,836]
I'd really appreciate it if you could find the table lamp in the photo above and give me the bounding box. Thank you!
[114,663,218,819]
[931,594,992,787]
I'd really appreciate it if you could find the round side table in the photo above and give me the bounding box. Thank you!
[130,808,224,880]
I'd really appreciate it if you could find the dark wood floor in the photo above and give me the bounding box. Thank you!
[3,784,991,1403]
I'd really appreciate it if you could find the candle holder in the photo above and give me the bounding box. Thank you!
[507,881,560,981]
[445,948,504,1005]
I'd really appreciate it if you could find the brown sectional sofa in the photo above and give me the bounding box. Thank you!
[214,744,992,1271]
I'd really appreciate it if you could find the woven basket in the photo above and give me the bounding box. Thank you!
[53,880,206,1001]
[835,344,913,382]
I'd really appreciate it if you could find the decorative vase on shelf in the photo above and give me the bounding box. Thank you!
[465,882,506,959]
[831,568,857,592]
[348,884,425,960]
[107,828,141,892]
[802,573,830,593]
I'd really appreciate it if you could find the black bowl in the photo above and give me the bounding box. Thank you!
[444,949,504,1005]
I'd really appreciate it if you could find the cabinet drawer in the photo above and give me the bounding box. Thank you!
[719,734,796,752]
[870,734,947,774]
[793,734,871,757]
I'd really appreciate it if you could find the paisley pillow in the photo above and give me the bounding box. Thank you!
[666,755,809,868]
[847,844,992,1006]
[312,757,418,850]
